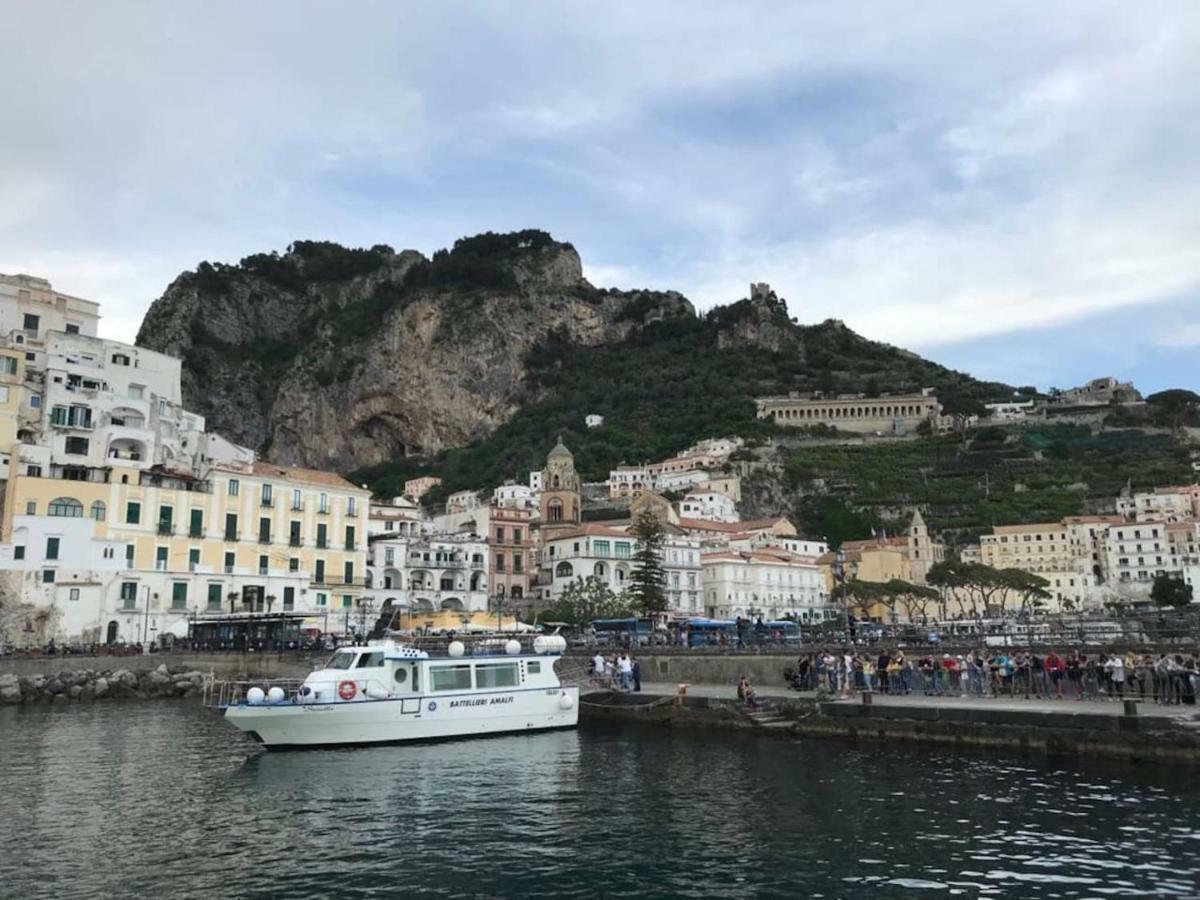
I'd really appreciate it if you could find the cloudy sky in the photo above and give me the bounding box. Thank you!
[1,2,1197,391]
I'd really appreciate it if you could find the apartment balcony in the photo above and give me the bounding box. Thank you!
[310,576,369,589]
[188,527,204,538]
[290,502,305,512]
[258,534,272,545]
[157,522,174,536]
[224,533,240,543]
[288,537,302,548]
[260,498,275,508]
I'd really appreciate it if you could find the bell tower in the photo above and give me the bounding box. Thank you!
[539,436,581,542]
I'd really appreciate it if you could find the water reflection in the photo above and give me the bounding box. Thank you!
[1,703,1198,898]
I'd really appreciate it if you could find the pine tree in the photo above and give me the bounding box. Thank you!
[629,510,668,614]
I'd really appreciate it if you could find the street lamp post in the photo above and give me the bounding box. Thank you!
[141,585,152,654]
[492,587,506,632]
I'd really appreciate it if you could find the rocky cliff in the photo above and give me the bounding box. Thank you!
[136,231,693,471]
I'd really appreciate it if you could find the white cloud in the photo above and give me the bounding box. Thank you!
[0,0,1197,365]
[1157,324,1200,349]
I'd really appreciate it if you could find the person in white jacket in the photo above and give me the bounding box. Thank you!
[1105,654,1126,699]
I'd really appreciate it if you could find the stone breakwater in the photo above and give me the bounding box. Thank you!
[0,664,209,705]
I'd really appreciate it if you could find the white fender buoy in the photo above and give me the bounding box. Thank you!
[558,693,575,710]
[267,686,286,704]
[505,639,522,656]
[246,687,265,705]
[448,641,465,658]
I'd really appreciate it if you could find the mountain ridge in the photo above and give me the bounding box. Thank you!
[135,229,1014,488]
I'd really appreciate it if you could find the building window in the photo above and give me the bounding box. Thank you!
[261,484,273,507]
[223,551,235,574]
[348,497,356,516]
[23,313,39,333]
[207,583,223,611]
[0,356,17,375]
[345,525,355,551]
[513,554,523,574]
[316,523,327,549]
[496,526,504,543]
[90,501,106,521]
[121,582,137,609]
[43,569,55,583]
[291,488,302,510]
[258,517,271,544]
[316,592,327,607]
[29,394,41,409]
[258,555,269,576]
[224,513,238,541]
[126,501,141,524]
[344,561,354,584]
[46,537,60,560]
[283,586,295,611]
[342,595,352,609]
[14,545,25,560]
[111,352,130,365]
[171,582,188,610]
[495,553,505,572]
[65,323,80,335]
[156,546,168,570]
[315,559,325,582]
[318,493,328,513]
[25,501,36,515]
[228,479,239,496]
[188,548,200,571]
[48,497,84,517]
[289,557,299,572]
[555,561,573,578]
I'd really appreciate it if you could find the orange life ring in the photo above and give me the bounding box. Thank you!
[337,680,357,701]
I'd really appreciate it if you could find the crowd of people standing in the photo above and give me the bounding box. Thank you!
[590,651,642,693]
[789,649,1199,704]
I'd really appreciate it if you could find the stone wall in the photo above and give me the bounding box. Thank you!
[0,654,314,705]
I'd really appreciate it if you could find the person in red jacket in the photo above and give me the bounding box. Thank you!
[1045,650,1066,700]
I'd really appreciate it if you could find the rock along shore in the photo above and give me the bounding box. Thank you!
[0,664,210,705]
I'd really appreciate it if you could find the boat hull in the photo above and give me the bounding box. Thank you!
[221,686,580,749]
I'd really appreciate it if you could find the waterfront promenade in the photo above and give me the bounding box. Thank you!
[637,681,1193,719]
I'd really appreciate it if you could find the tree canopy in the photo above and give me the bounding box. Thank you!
[1150,573,1194,609]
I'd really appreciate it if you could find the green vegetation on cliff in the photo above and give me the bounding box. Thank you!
[778,425,1194,547]
[352,304,1014,503]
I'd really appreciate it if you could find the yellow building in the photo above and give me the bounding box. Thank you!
[0,459,369,646]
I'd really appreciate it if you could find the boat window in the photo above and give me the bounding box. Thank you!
[475,663,519,688]
[430,665,473,692]
[393,667,408,685]
[328,650,356,670]
[526,661,541,675]
[356,651,385,668]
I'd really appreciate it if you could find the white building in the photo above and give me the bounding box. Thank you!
[368,533,490,614]
[684,436,743,459]
[985,400,1036,421]
[539,524,704,616]
[446,490,481,513]
[367,497,423,538]
[608,465,649,499]
[678,490,738,523]
[492,482,536,509]
[528,470,543,492]
[1117,485,1200,523]
[585,414,604,428]
[701,548,832,623]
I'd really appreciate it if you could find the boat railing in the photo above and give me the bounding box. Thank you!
[388,631,560,657]
[202,673,396,707]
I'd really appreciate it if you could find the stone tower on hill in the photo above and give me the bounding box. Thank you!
[538,436,581,544]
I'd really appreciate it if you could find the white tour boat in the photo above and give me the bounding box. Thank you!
[205,635,579,749]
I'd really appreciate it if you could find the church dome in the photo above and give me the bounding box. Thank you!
[548,436,573,461]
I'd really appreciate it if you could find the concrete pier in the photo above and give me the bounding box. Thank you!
[582,682,1200,764]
